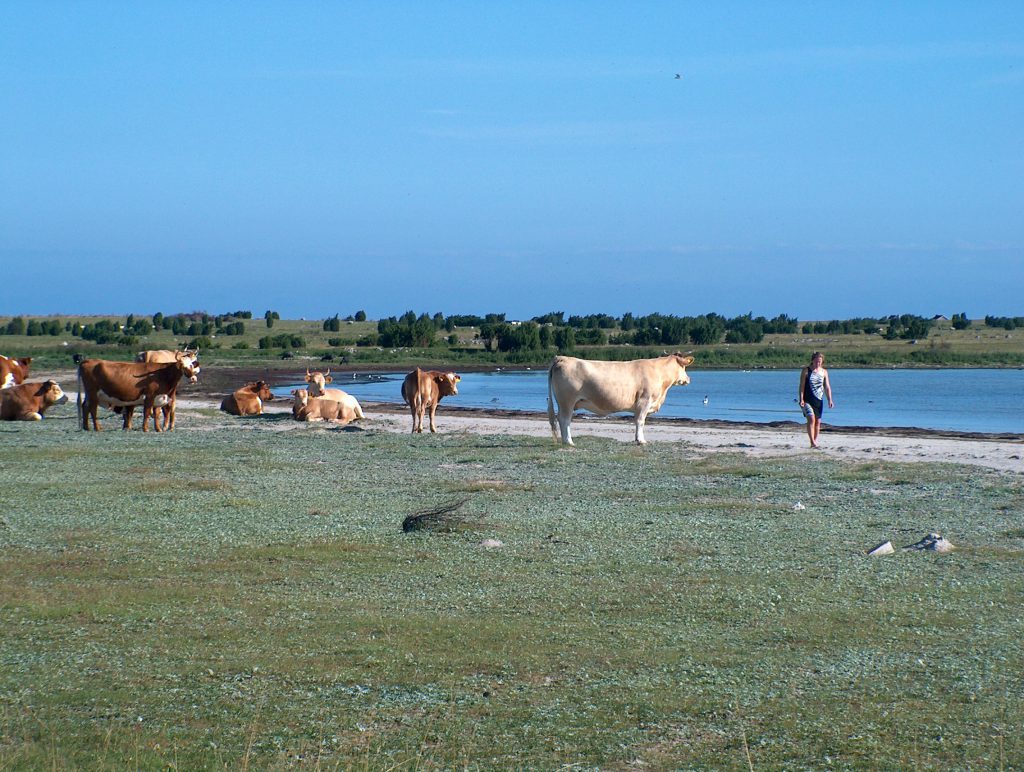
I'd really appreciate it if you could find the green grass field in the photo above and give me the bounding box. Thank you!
[1,409,1021,768]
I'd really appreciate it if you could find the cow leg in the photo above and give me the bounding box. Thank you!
[414,399,425,433]
[85,397,103,431]
[162,399,175,431]
[634,408,650,444]
[556,406,574,446]
[428,402,438,432]
[121,406,135,431]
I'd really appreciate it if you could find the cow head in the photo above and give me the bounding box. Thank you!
[671,354,694,386]
[290,388,310,417]
[37,380,69,408]
[305,369,332,396]
[435,372,461,397]
[254,381,274,402]
[175,351,201,384]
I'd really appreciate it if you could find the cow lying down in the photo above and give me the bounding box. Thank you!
[290,388,364,424]
[0,380,68,421]
[221,381,274,416]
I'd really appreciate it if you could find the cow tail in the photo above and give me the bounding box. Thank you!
[547,363,558,439]
[76,360,83,431]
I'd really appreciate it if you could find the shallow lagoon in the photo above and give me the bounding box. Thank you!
[276,368,1024,434]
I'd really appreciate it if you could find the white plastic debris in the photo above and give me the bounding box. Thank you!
[792,501,806,511]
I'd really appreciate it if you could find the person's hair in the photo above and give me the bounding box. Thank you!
[810,351,824,363]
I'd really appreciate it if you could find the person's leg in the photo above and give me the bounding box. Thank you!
[806,414,817,447]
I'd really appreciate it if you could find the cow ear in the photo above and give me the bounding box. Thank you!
[680,355,694,365]
[305,369,312,382]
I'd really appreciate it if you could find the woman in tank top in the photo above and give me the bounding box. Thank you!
[798,351,834,448]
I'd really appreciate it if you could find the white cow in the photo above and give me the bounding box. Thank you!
[547,353,694,445]
[304,369,365,420]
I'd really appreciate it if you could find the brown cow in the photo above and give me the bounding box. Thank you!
[77,353,199,432]
[547,353,694,445]
[401,368,461,433]
[0,380,68,421]
[0,356,32,389]
[221,381,274,416]
[291,389,362,424]
[125,349,200,430]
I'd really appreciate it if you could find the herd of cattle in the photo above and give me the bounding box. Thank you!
[0,350,695,445]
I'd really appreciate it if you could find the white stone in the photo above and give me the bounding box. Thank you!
[867,540,895,556]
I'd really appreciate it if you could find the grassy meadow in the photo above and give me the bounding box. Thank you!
[1,407,1021,768]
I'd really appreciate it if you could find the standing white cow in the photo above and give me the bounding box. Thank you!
[547,353,694,446]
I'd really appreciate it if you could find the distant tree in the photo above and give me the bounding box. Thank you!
[538,325,553,349]
[553,326,575,353]
[354,310,367,322]
[5,317,26,335]
[152,312,164,329]
[264,310,277,329]
[533,311,565,326]
[951,312,971,330]
[323,315,341,332]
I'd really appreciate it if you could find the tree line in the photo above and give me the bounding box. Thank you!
[1,309,1013,355]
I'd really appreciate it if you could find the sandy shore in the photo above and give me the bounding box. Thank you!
[41,367,1023,474]
[170,395,1024,474]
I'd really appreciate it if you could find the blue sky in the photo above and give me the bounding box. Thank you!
[2,2,1021,321]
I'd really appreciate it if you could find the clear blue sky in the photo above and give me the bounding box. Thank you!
[2,2,1021,321]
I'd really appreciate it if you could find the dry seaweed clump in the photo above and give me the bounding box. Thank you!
[402,498,475,533]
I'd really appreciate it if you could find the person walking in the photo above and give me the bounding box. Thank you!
[798,351,833,448]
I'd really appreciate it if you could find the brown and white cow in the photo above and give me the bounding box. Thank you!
[401,368,461,433]
[0,356,32,389]
[291,389,363,424]
[221,381,274,416]
[77,353,200,432]
[547,353,694,445]
[130,349,200,429]
[303,369,365,420]
[0,380,68,421]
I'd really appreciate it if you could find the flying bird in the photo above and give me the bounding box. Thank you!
[674,73,681,79]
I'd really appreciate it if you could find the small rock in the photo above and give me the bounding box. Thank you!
[867,540,895,556]
[480,538,504,549]
[903,532,954,553]
[792,501,806,511]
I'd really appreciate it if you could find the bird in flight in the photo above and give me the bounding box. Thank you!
[674,73,681,79]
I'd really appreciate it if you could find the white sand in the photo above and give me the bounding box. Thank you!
[175,397,1024,474]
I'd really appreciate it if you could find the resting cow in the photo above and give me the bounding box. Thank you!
[0,380,68,421]
[77,353,200,432]
[292,389,363,424]
[0,356,31,389]
[547,353,694,445]
[221,381,274,416]
[303,369,365,420]
[401,368,461,433]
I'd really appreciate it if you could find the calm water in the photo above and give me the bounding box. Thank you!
[275,368,1024,434]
